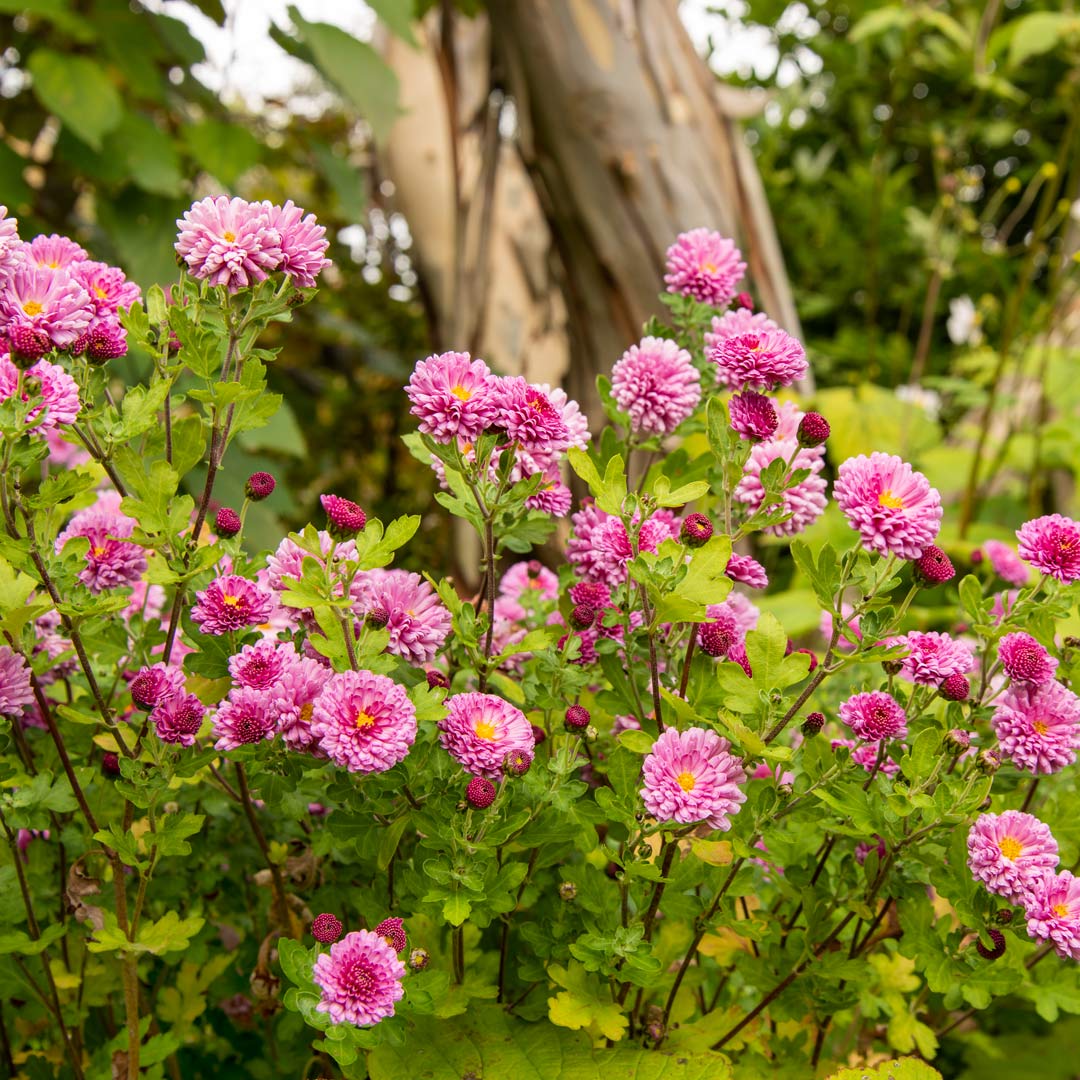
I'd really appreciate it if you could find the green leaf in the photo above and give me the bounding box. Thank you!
[744,612,789,689]
[1008,12,1078,66]
[377,815,410,872]
[443,893,471,927]
[181,120,263,186]
[825,1058,942,1080]
[617,729,654,754]
[366,0,418,46]
[0,923,66,957]
[103,111,183,196]
[28,50,122,150]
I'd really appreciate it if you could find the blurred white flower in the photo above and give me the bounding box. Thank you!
[947,295,983,346]
[896,384,942,422]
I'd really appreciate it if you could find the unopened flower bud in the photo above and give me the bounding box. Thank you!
[645,1020,666,1042]
[802,712,825,736]
[882,659,904,676]
[366,605,389,630]
[503,749,532,776]
[569,604,595,631]
[796,412,830,449]
[913,545,956,587]
[311,913,343,943]
[584,725,599,742]
[698,621,735,658]
[558,881,577,901]
[680,513,713,548]
[8,325,50,367]
[374,917,407,953]
[944,728,972,753]
[245,472,276,501]
[214,507,242,538]
[465,776,497,809]
[996,908,1014,926]
[735,292,753,311]
[426,669,450,690]
[976,749,1001,775]
[564,705,590,730]
[975,928,1006,961]
[530,723,547,745]
[940,674,970,702]
[320,493,367,540]
[101,751,121,777]
[408,948,430,972]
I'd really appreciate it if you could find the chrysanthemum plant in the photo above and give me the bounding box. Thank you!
[0,203,1078,1080]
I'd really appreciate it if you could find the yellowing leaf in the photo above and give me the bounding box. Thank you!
[689,839,733,866]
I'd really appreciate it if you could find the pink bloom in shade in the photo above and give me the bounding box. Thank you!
[0,645,34,716]
[709,328,808,391]
[0,207,22,276]
[405,351,499,444]
[834,452,943,560]
[612,713,641,735]
[1024,870,1080,961]
[899,631,975,686]
[191,575,274,636]
[44,428,90,468]
[725,553,768,589]
[610,337,701,439]
[751,761,795,787]
[566,503,681,587]
[312,929,406,1027]
[839,691,907,742]
[832,738,901,778]
[982,539,1030,586]
[265,531,357,598]
[438,692,535,780]
[999,632,1058,686]
[991,589,1020,626]
[0,357,81,432]
[25,234,86,270]
[640,727,747,831]
[663,229,746,307]
[1016,514,1080,583]
[708,593,759,635]
[569,581,613,611]
[728,390,779,440]
[820,604,863,650]
[151,692,206,747]
[0,264,92,347]
[261,200,331,288]
[493,376,570,453]
[499,560,559,604]
[124,580,166,622]
[174,196,280,292]
[352,569,451,666]
[271,652,333,752]
[55,490,145,592]
[70,261,141,318]
[229,639,288,690]
[212,688,277,751]
[489,596,528,668]
[310,669,416,773]
[525,474,573,517]
[993,681,1080,775]
[129,662,187,710]
[967,811,1059,905]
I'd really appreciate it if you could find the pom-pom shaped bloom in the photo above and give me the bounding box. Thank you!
[1016,514,1080,583]
[0,206,21,276]
[272,652,333,752]
[728,390,778,440]
[213,687,276,751]
[493,376,570,453]
[0,357,81,432]
[262,200,331,288]
[466,776,497,809]
[839,691,907,742]
[0,264,91,348]
[353,569,451,666]
[55,490,145,591]
[499,560,559,604]
[229,640,287,690]
[802,712,825,736]
[832,738,901,778]
[610,337,701,438]
[566,504,681,587]
[999,632,1058,686]
[175,196,280,292]
[312,913,343,944]
[78,319,128,363]
[1024,870,1080,961]
[130,662,186,710]
[663,229,746,307]
[0,645,33,716]
[680,513,713,548]
[25,234,86,270]
[321,494,366,539]
[246,471,276,501]
[940,674,970,701]
[439,692,535,780]
[310,669,416,773]
[568,581,612,611]
[152,692,206,747]
[214,507,241,537]
[993,681,1080,774]
[982,538,1030,586]
[704,309,778,367]
[699,620,735,658]
[524,475,572,517]
[725,554,768,590]
[406,351,499,444]
[70,260,141,318]
[709,328,808,391]
[913,545,955,587]
[967,811,1059,905]
[834,452,943,559]
[641,727,747,831]
[899,631,975,685]
[191,575,273,636]
[374,917,406,953]
[313,929,406,1027]
[565,704,591,729]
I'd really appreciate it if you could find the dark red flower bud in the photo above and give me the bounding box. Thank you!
[466,776,497,809]
[214,507,242,538]
[796,412,830,449]
[321,494,367,540]
[570,604,595,631]
[802,712,825,737]
[426,669,450,690]
[975,928,1006,960]
[940,674,970,702]
[913,545,956,587]
[311,913,343,943]
[564,705,590,730]
[698,621,735,658]
[681,513,713,548]
[245,472,276,501]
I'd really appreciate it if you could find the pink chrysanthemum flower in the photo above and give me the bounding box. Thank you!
[640,726,747,831]
[0,207,22,277]
[834,452,943,559]
[899,631,975,686]
[272,652,333,752]
[569,581,613,611]
[174,196,280,292]
[993,681,1080,774]
[709,593,760,635]
[735,401,827,537]
[25,234,87,270]
[839,691,907,742]
[725,553,769,590]
[967,810,1059,905]
[152,692,206,747]
[43,428,90,468]
[265,531,357,597]
[709,328,808,391]
[438,692,535,780]
[663,229,746,307]
[535,384,591,451]
[262,200,331,288]
[991,589,1020,626]
[704,310,780,388]
[999,632,1058,686]
[610,337,701,439]
[310,669,416,773]
[0,264,92,348]
[1024,870,1080,961]
[0,357,81,433]
[728,390,779,440]
[55,490,145,592]
[982,538,1030,586]
[70,260,141,319]
[1016,514,1080,583]
[832,738,902,778]
[229,639,288,690]
[212,687,276,751]
[405,351,499,444]
[525,473,573,517]
[352,569,451,666]
[191,575,274,636]
[0,645,34,716]
[130,662,186,710]
[566,503,681,587]
[499,561,559,604]
[125,580,166,622]
[492,376,570,453]
[820,604,862,650]
[312,929,406,1027]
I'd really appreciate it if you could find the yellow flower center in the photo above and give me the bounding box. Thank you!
[93,285,108,299]
[223,231,236,243]
[1054,902,1071,918]
[677,771,696,792]
[998,836,1023,861]
[300,702,314,723]
[92,546,107,558]
[701,261,718,274]
[221,594,241,607]
[355,710,376,730]
[1033,720,1049,736]
[22,300,43,316]
[474,719,497,741]
[878,489,904,510]
[451,385,471,402]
